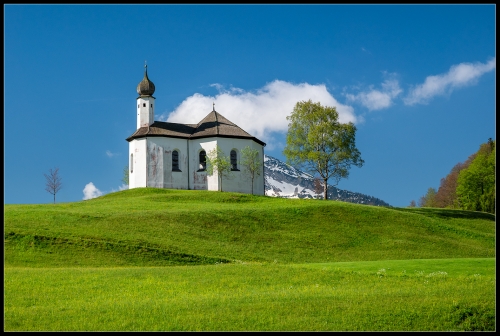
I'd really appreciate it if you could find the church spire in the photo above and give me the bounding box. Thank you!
[213,102,219,134]
[137,62,155,96]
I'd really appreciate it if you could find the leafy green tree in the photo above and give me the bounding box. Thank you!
[206,145,233,192]
[122,165,129,186]
[418,187,438,207]
[240,146,262,195]
[283,100,364,200]
[456,140,495,213]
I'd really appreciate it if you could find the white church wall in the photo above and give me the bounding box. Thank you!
[146,137,189,189]
[129,136,264,195]
[188,138,265,195]
[188,138,217,191]
[129,138,147,188]
[215,138,265,195]
[146,140,164,188]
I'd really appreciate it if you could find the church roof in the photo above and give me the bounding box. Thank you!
[126,121,196,140]
[126,110,266,146]
[191,111,255,139]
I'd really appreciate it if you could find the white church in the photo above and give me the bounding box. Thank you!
[126,66,266,195]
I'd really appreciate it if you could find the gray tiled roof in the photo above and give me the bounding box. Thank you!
[126,111,266,146]
[126,122,196,141]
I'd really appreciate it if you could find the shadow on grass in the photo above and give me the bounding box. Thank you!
[4,232,231,266]
[390,207,495,221]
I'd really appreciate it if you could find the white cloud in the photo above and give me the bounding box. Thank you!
[346,78,402,111]
[404,58,496,105]
[109,184,129,193]
[106,150,118,158]
[118,183,129,191]
[158,80,358,147]
[83,182,103,200]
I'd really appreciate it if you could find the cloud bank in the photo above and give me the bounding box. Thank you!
[346,78,402,111]
[154,58,493,149]
[160,80,357,148]
[404,58,496,105]
[83,182,103,200]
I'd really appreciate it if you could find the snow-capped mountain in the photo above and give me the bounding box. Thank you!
[264,155,390,207]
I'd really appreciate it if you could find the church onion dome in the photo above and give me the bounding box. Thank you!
[136,65,155,96]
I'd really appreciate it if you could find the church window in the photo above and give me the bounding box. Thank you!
[143,103,146,107]
[151,104,153,107]
[130,154,133,173]
[230,150,238,171]
[172,150,180,171]
[199,150,206,171]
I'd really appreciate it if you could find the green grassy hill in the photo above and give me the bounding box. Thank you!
[4,188,496,331]
[4,188,495,267]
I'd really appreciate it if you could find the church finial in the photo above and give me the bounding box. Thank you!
[213,102,215,111]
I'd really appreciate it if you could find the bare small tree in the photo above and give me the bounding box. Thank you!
[240,146,262,195]
[44,167,63,204]
[206,145,232,192]
[122,165,129,186]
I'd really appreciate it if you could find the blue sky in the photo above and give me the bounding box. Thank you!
[4,4,496,207]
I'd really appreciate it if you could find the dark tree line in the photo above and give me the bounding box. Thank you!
[410,139,495,214]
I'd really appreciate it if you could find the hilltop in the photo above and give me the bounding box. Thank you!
[4,188,494,268]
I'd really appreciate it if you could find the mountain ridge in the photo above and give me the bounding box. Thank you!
[264,154,390,207]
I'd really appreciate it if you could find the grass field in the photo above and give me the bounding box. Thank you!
[4,188,496,331]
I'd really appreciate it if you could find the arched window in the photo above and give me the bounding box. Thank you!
[130,153,133,173]
[199,150,206,171]
[172,150,180,171]
[230,150,238,171]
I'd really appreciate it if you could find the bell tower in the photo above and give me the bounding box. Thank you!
[136,63,156,129]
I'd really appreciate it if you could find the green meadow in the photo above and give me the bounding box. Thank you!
[4,188,496,331]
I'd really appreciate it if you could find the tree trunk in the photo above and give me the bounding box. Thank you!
[323,178,328,200]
